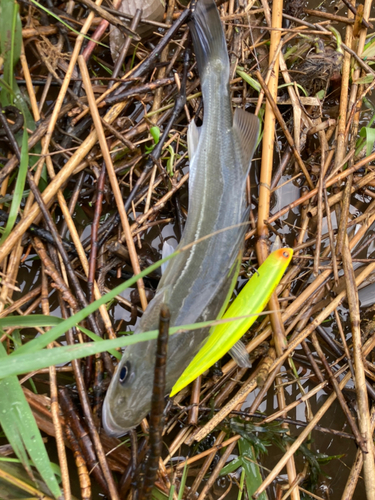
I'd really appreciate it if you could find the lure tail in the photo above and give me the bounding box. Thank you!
[189,0,230,80]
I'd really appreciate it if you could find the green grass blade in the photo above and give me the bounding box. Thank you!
[152,488,168,500]
[177,462,188,500]
[78,325,122,360]
[238,438,268,500]
[0,315,63,329]
[359,126,375,157]
[12,252,174,357]
[362,39,375,58]
[236,67,261,92]
[0,315,272,378]
[0,378,31,475]
[277,82,308,97]
[28,0,109,48]
[237,468,246,500]
[0,343,62,499]
[0,121,29,245]
[0,77,15,96]
[168,485,175,500]
[219,456,242,476]
[0,461,58,500]
[0,0,22,105]
[6,335,159,375]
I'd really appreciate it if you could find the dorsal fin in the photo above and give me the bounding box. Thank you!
[233,109,259,174]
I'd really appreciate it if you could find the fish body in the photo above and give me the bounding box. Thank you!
[102,0,259,436]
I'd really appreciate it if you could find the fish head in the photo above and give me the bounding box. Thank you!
[103,290,169,436]
[102,341,155,436]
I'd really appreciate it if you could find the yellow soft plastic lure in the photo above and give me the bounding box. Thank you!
[170,248,293,396]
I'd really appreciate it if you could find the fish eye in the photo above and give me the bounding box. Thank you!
[283,251,289,258]
[118,362,131,384]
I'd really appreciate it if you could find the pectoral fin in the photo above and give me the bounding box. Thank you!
[187,119,201,161]
[233,109,260,173]
[229,340,252,368]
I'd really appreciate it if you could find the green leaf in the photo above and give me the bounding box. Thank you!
[166,145,175,176]
[168,485,175,500]
[28,0,109,48]
[229,419,288,456]
[362,39,375,59]
[150,126,161,145]
[359,126,375,157]
[237,468,246,500]
[152,488,168,500]
[78,325,122,360]
[177,462,188,500]
[145,126,161,154]
[327,27,343,54]
[12,253,174,357]
[278,82,308,97]
[239,438,268,500]
[353,74,374,85]
[0,343,62,498]
[0,461,73,499]
[0,124,29,245]
[236,68,261,92]
[0,319,245,379]
[315,453,345,465]
[297,442,322,484]
[0,315,63,330]
[219,456,242,476]
[0,0,22,105]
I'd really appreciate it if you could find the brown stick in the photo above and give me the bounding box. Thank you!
[341,407,375,499]
[32,237,78,311]
[303,9,357,25]
[41,270,72,500]
[342,240,375,498]
[245,152,375,241]
[310,332,366,451]
[255,70,314,189]
[190,359,267,443]
[78,54,148,311]
[252,371,352,498]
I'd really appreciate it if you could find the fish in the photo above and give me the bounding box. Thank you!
[102,0,259,436]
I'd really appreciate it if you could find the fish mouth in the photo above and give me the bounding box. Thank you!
[102,399,132,437]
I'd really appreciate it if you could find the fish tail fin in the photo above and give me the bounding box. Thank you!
[189,0,229,79]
